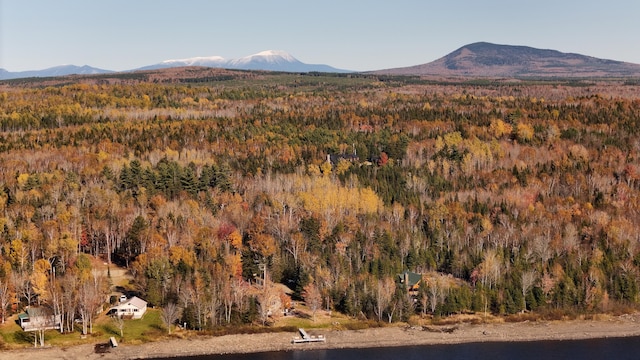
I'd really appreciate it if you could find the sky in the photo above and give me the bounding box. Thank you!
[1,0,640,72]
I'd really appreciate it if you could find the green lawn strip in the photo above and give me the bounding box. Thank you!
[95,308,165,345]
[0,308,166,349]
[0,307,373,350]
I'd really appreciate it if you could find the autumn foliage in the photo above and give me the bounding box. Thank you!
[0,71,640,332]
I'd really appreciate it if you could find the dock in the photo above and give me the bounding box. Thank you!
[292,328,326,344]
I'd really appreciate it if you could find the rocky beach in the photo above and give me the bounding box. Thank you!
[3,314,640,360]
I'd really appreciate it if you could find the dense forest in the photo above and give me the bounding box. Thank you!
[1,69,640,333]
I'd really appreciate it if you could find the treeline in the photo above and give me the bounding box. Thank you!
[0,75,640,333]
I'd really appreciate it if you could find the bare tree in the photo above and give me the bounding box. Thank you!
[12,272,33,307]
[78,281,94,336]
[302,282,322,322]
[521,270,537,312]
[374,277,395,322]
[59,275,78,333]
[532,234,552,264]
[33,323,47,347]
[207,284,222,328]
[386,294,399,323]
[0,279,9,324]
[112,314,125,337]
[48,270,63,334]
[161,302,181,334]
[256,283,279,326]
[232,278,249,315]
[428,275,450,314]
[221,278,234,324]
[78,270,107,335]
[285,233,306,266]
[479,250,501,289]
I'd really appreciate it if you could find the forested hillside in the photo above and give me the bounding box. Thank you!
[1,70,640,332]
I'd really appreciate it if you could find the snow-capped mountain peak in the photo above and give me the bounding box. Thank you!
[252,50,297,62]
[142,50,350,73]
[229,50,300,68]
[155,50,300,70]
[160,56,226,66]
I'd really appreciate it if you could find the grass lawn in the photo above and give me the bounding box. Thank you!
[0,318,26,349]
[0,308,166,350]
[94,308,165,345]
[0,300,373,351]
[0,315,95,349]
[274,305,369,331]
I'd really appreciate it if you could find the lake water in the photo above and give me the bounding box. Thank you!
[156,336,640,360]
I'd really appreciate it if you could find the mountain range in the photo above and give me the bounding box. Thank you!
[2,43,640,80]
[136,50,347,73]
[0,65,114,80]
[0,50,348,80]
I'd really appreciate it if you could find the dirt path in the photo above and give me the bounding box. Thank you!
[107,267,133,288]
[91,258,132,289]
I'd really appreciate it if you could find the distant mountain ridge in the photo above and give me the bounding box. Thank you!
[375,42,640,78]
[0,50,349,80]
[4,44,640,80]
[137,50,348,73]
[0,65,113,80]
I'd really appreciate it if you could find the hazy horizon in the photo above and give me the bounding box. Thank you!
[2,0,639,72]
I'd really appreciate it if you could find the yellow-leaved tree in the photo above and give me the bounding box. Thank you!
[297,176,383,217]
[31,259,51,305]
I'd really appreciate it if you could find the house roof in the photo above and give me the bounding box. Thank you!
[126,296,147,309]
[328,153,359,165]
[26,306,55,317]
[398,271,422,287]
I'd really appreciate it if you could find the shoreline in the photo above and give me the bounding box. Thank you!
[3,314,640,359]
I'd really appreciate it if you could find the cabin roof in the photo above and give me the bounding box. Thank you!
[398,271,422,287]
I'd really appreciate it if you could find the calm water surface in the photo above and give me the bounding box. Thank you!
[156,336,640,360]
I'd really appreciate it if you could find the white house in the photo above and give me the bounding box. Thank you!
[108,296,147,319]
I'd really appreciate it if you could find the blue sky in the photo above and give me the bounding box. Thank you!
[2,0,639,72]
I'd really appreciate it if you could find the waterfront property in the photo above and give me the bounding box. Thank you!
[398,271,422,295]
[107,296,148,319]
[18,306,62,332]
